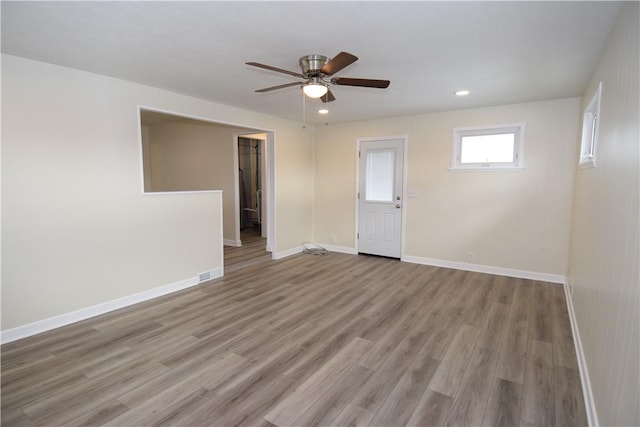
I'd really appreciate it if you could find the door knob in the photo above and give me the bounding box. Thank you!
[396,204,401,208]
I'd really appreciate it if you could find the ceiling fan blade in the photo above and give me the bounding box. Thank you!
[321,90,336,103]
[246,62,304,79]
[255,81,301,93]
[320,52,358,76]
[332,77,390,88]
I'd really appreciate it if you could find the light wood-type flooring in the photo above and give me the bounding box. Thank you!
[224,227,270,273]
[1,252,587,426]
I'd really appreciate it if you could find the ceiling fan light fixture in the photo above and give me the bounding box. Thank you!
[303,82,328,98]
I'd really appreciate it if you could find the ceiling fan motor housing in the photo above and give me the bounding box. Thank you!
[300,55,328,77]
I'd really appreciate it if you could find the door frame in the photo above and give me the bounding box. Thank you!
[233,131,275,253]
[354,135,409,258]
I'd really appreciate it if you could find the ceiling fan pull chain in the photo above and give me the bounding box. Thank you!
[302,87,306,128]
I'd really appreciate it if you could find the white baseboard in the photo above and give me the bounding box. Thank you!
[319,244,357,254]
[224,239,242,247]
[401,255,565,284]
[563,279,599,426]
[0,268,223,345]
[273,246,304,260]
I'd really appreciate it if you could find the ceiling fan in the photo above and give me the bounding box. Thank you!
[246,52,390,103]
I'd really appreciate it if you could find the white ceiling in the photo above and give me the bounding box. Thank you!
[1,1,622,124]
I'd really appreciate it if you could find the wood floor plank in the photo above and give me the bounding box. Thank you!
[510,278,533,322]
[332,404,375,427]
[367,355,440,426]
[1,370,89,414]
[0,408,32,427]
[520,339,555,426]
[481,377,522,427]
[282,315,372,384]
[264,337,372,426]
[107,387,211,426]
[199,374,297,427]
[528,282,553,343]
[351,306,443,413]
[252,419,278,427]
[291,363,374,427]
[554,366,588,427]
[427,323,480,398]
[550,284,579,369]
[23,360,170,425]
[495,319,529,384]
[419,300,463,361]
[178,345,306,425]
[444,346,499,426]
[0,253,586,427]
[64,399,130,427]
[406,390,453,427]
[489,274,516,305]
[477,302,510,349]
[358,285,443,370]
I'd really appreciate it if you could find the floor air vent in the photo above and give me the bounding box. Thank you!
[198,271,212,282]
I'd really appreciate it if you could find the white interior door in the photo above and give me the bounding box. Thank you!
[358,138,404,258]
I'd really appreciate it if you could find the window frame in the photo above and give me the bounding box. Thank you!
[579,81,602,169]
[450,123,525,171]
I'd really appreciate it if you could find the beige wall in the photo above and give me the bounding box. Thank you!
[567,3,639,425]
[313,98,580,277]
[1,54,313,331]
[143,119,251,242]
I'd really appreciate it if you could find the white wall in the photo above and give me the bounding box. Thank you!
[567,3,639,425]
[313,98,580,278]
[1,54,313,333]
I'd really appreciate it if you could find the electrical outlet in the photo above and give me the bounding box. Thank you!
[330,234,337,244]
[467,252,475,261]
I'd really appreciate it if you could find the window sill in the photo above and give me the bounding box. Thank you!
[578,159,596,169]
[449,167,525,173]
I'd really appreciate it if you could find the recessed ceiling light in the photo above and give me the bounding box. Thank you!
[455,90,470,96]
[318,109,329,114]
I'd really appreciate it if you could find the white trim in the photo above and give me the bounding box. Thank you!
[563,279,599,427]
[233,134,242,245]
[401,255,565,284]
[267,132,276,256]
[224,239,242,247]
[273,246,304,260]
[234,132,270,245]
[0,269,223,345]
[142,190,222,196]
[448,167,526,173]
[320,244,357,255]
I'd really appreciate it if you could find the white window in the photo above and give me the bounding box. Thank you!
[365,150,395,202]
[579,82,602,168]
[451,123,525,171]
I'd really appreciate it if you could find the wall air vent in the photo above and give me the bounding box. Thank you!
[198,271,212,283]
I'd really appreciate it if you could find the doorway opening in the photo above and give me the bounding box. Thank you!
[238,136,264,234]
[224,133,272,271]
[137,106,275,272]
